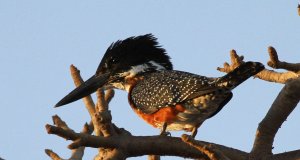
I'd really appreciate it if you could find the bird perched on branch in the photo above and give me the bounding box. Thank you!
[55,34,264,137]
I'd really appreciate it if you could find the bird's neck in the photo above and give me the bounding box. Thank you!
[111,61,169,92]
[111,74,146,92]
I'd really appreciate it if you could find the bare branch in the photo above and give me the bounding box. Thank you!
[46,115,93,160]
[70,65,96,117]
[182,134,231,160]
[255,70,298,84]
[51,65,123,159]
[104,89,114,105]
[217,48,300,160]
[271,149,300,160]
[46,123,252,159]
[267,46,300,73]
[250,77,300,159]
[45,149,62,160]
[93,89,120,159]
[70,65,104,159]
[217,50,244,73]
[218,48,299,84]
[69,123,93,160]
[95,89,116,137]
[46,124,206,159]
[52,115,70,130]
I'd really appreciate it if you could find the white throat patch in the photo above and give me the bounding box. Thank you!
[112,61,166,92]
[119,61,166,79]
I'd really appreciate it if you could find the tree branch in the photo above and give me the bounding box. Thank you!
[218,47,300,160]
[217,47,299,84]
[271,149,300,160]
[46,121,262,160]
[45,115,93,160]
[45,149,62,160]
[250,77,300,159]
[70,65,96,116]
[182,134,231,160]
[72,65,127,159]
[217,50,244,73]
[46,124,201,158]
[45,65,97,160]
[267,46,300,73]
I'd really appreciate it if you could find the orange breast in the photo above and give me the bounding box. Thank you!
[126,76,186,128]
[131,104,185,128]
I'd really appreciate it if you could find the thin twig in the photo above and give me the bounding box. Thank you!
[70,65,96,117]
[45,149,62,160]
[52,115,70,130]
[267,46,300,73]
[46,115,91,160]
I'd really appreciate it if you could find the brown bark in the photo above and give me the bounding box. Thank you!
[250,77,300,159]
[182,134,231,160]
[218,47,299,84]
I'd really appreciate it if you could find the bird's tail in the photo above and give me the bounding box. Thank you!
[216,62,264,89]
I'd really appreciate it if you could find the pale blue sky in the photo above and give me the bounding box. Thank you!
[0,1,299,159]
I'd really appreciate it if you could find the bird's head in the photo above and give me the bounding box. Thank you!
[55,34,172,107]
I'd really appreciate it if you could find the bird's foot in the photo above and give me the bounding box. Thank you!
[159,122,171,136]
[160,131,171,136]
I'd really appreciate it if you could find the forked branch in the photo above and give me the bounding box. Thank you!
[217,47,299,83]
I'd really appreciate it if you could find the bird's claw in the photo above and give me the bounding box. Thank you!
[160,131,171,136]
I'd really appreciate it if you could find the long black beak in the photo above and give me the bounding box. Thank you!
[55,72,110,107]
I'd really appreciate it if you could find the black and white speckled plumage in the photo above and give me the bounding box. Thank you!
[130,70,221,114]
[130,61,264,116]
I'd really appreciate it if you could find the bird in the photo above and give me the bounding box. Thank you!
[55,34,264,137]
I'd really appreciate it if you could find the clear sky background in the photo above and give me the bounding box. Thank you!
[0,1,299,159]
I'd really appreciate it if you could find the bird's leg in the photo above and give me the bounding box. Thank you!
[191,127,198,138]
[191,122,203,138]
[160,122,171,136]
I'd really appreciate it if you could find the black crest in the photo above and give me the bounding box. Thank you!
[96,34,173,75]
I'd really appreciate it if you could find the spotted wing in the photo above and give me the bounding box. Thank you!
[130,70,221,114]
